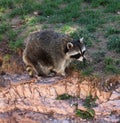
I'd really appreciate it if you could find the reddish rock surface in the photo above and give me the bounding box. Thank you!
[0,73,120,122]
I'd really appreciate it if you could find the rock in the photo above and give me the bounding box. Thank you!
[0,75,10,89]
[110,91,120,100]
[96,91,111,103]
[79,80,93,99]
[117,11,120,15]
[33,11,43,15]
[94,100,120,116]
[104,115,120,123]
[0,73,119,122]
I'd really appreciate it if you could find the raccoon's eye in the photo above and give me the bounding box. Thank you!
[70,53,81,59]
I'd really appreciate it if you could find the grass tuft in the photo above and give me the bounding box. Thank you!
[105,0,120,13]
[9,39,24,50]
[91,0,112,7]
[78,10,105,32]
[83,95,98,108]
[105,26,120,37]
[91,51,106,63]
[76,109,95,119]
[81,68,94,76]
[56,94,73,100]
[0,23,10,34]
[104,57,120,74]
[107,36,120,53]
[0,0,14,8]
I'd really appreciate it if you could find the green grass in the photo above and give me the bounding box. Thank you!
[76,95,97,119]
[0,7,5,13]
[61,24,72,33]
[56,94,73,100]
[0,35,3,42]
[47,1,82,23]
[115,59,120,66]
[69,60,94,76]
[76,109,95,119]
[7,30,18,41]
[105,26,120,37]
[81,68,94,76]
[90,0,112,7]
[85,0,120,13]
[10,3,37,17]
[107,36,120,53]
[91,51,106,63]
[56,93,96,119]
[104,65,120,74]
[104,15,120,23]
[0,0,14,8]
[78,10,105,32]
[104,57,114,65]
[104,57,120,74]
[0,0,120,77]
[3,54,11,62]
[70,60,88,71]
[105,0,120,13]
[9,38,24,50]
[83,95,98,108]
[0,23,10,34]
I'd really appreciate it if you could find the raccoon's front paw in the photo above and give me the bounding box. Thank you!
[57,72,66,77]
[61,72,66,76]
[48,71,56,77]
[34,75,41,80]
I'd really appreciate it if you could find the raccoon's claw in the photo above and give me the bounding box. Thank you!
[48,72,56,77]
[34,74,41,80]
[56,72,66,77]
[61,73,66,76]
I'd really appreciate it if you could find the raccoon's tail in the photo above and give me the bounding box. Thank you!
[26,65,34,77]
[23,53,35,77]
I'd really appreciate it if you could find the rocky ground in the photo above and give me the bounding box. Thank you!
[0,72,119,123]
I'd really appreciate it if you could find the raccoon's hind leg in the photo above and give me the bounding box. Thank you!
[36,62,53,76]
[53,60,66,76]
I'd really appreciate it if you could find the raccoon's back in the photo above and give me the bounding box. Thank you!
[25,30,70,55]
[26,30,63,47]
[24,30,73,65]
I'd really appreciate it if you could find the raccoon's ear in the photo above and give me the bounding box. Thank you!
[79,37,84,43]
[67,42,73,50]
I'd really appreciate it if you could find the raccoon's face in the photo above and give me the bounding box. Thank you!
[66,38,86,62]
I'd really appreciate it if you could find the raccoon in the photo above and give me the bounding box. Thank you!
[23,30,86,77]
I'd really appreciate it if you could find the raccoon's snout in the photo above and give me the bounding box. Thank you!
[78,56,86,62]
[78,56,84,61]
[70,53,86,62]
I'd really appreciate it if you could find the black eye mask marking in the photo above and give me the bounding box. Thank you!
[70,53,81,59]
[82,50,85,55]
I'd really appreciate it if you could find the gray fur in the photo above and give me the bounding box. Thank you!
[23,30,86,76]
